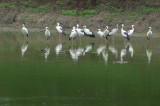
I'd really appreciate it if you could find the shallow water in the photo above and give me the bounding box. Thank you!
[0,31,160,106]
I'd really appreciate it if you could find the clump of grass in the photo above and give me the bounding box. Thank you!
[79,10,96,17]
[21,17,27,23]
[61,10,77,16]
[140,6,160,14]
[96,3,123,12]
[0,2,16,9]
[127,21,134,25]
[55,0,64,6]
[21,17,34,23]
[125,12,139,18]
[27,6,51,12]
[103,13,120,19]
[61,9,96,17]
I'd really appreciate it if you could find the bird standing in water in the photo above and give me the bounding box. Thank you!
[21,24,29,41]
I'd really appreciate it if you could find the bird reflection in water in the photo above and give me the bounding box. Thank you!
[115,43,134,64]
[55,42,66,55]
[41,44,50,61]
[146,42,152,64]
[21,41,28,57]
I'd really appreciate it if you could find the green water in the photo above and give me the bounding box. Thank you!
[0,31,160,106]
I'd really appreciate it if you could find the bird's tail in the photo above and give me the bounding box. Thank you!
[127,35,130,40]
[27,34,29,37]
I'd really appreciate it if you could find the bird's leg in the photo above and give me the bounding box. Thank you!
[112,36,115,46]
[79,36,82,47]
[72,39,73,48]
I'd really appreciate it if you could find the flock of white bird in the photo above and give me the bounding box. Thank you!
[21,23,153,42]
[21,23,153,63]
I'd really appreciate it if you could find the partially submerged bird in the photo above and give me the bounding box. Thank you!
[21,24,29,41]
[147,27,152,40]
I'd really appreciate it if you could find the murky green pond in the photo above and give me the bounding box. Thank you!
[0,31,160,106]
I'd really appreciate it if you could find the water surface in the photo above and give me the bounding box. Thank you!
[0,31,160,106]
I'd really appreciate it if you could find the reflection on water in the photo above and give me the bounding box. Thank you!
[41,44,50,61]
[1,32,160,106]
[146,42,152,64]
[21,41,28,57]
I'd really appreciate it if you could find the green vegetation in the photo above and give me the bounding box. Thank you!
[61,9,96,17]
[21,17,34,23]
[140,6,160,14]
[21,17,27,23]
[103,13,120,19]
[61,10,77,16]
[96,3,123,12]
[125,12,139,18]
[27,6,51,12]
[0,2,16,9]
[55,0,64,7]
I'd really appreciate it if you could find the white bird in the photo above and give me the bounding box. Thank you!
[121,24,130,40]
[108,24,118,36]
[45,27,50,40]
[83,25,95,38]
[55,43,63,55]
[21,41,28,57]
[97,29,104,38]
[128,25,134,36]
[21,24,29,41]
[103,26,109,39]
[69,27,77,40]
[147,27,152,40]
[76,24,84,36]
[56,23,66,36]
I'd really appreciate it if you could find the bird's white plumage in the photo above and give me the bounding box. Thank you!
[103,26,109,37]
[76,24,84,36]
[109,24,118,36]
[56,23,64,34]
[69,27,77,39]
[147,27,152,37]
[97,29,104,38]
[121,24,127,37]
[22,24,28,36]
[83,25,93,35]
[45,27,50,37]
[128,25,134,36]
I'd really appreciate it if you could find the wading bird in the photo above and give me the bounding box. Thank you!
[69,27,77,46]
[22,24,29,41]
[56,23,66,41]
[83,25,95,38]
[45,27,50,43]
[147,27,152,40]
